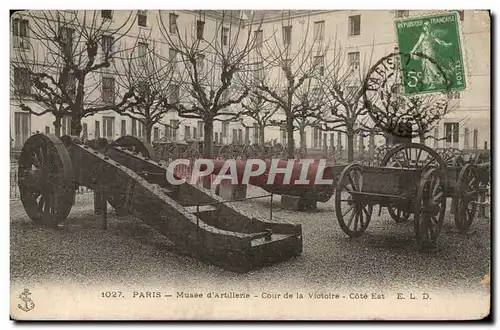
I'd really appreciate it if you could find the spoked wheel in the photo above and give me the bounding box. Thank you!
[241,145,255,161]
[18,134,75,227]
[435,148,464,166]
[414,168,447,248]
[381,143,448,171]
[218,144,232,159]
[113,135,157,160]
[335,164,373,237]
[387,207,411,223]
[454,164,480,233]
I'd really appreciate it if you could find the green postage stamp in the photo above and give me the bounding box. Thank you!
[395,12,466,95]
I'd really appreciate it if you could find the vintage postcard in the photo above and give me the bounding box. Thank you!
[9,8,491,320]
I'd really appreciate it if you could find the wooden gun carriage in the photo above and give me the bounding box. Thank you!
[334,143,490,248]
[16,134,302,272]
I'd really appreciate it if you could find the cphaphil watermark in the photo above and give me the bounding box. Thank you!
[165,158,336,186]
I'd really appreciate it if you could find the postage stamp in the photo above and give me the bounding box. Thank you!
[395,12,466,95]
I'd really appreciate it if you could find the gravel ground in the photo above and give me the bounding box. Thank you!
[10,186,491,295]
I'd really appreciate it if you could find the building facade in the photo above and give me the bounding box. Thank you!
[10,10,490,151]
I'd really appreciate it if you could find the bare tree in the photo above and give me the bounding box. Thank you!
[239,92,278,146]
[251,12,329,159]
[313,39,376,162]
[158,10,262,161]
[10,10,137,137]
[113,36,189,143]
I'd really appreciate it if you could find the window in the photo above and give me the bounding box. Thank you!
[254,62,264,82]
[314,56,325,76]
[101,10,113,19]
[103,116,115,139]
[138,42,148,67]
[280,127,287,145]
[396,10,409,18]
[473,129,478,149]
[434,127,439,148]
[121,120,126,136]
[61,115,71,136]
[313,127,319,148]
[330,133,334,147]
[102,35,114,58]
[282,59,291,80]
[253,123,260,144]
[196,54,205,74]
[168,120,178,141]
[447,92,460,99]
[314,21,325,41]
[95,120,100,138]
[221,27,229,46]
[346,85,358,99]
[348,15,361,36]
[45,126,50,134]
[169,13,178,33]
[13,67,31,95]
[196,20,205,39]
[214,132,219,143]
[102,76,115,104]
[168,84,180,103]
[193,127,197,139]
[169,49,177,69]
[60,27,74,53]
[237,129,243,144]
[348,51,360,69]
[311,87,323,102]
[464,128,469,148]
[232,129,238,144]
[14,112,30,147]
[245,127,250,144]
[184,126,191,140]
[65,71,76,98]
[282,25,292,45]
[197,121,204,138]
[136,120,144,138]
[12,18,29,49]
[222,122,229,137]
[220,89,229,104]
[138,10,147,27]
[255,30,263,48]
[444,122,459,143]
[153,127,159,141]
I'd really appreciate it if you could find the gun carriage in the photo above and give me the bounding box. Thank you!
[17,134,302,273]
[335,142,490,248]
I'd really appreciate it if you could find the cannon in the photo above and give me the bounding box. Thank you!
[203,159,346,205]
[16,134,302,273]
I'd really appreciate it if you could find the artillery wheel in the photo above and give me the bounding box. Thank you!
[335,163,373,237]
[414,168,447,248]
[381,143,448,224]
[435,148,463,166]
[113,135,157,161]
[18,134,75,227]
[218,144,234,159]
[454,164,480,232]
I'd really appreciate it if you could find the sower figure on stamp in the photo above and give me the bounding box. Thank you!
[410,21,452,89]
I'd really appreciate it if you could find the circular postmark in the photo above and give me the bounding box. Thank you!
[362,52,453,140]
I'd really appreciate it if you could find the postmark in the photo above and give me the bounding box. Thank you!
[395,12,466,94]
[362,51,452,139]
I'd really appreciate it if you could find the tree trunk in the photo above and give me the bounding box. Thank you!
[145,124,153,144]
[419,132,426,144]
[259,124,265,147]
[70,115,82,137]
[53,117,62,138]
[347,128,355,163]
[286,117,295,159]
[203,118,214,189]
